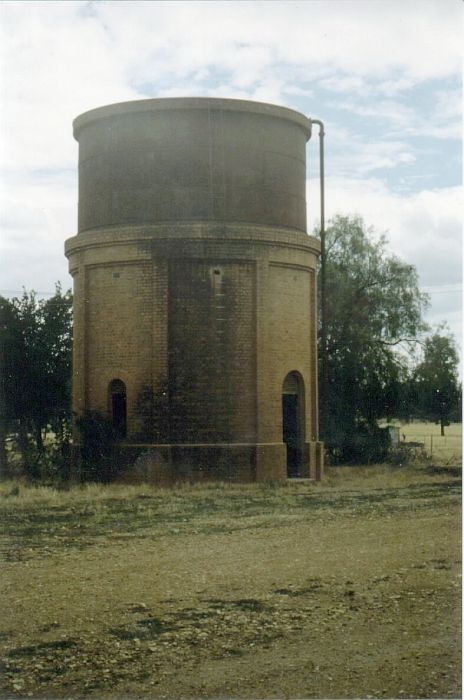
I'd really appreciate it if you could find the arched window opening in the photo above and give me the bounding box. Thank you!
[282,372,305,478]
[109,379,127,438]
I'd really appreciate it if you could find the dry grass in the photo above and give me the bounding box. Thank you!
[386,420,462,463]
[0,457,457,512]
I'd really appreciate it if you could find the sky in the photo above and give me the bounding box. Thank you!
[0,0,462,356]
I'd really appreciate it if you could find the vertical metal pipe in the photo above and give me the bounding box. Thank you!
[309,119,327,439]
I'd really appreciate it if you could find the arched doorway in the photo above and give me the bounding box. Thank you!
[109,379,127,438]
[282,372,304,478]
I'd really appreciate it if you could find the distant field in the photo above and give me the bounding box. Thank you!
[0,460,460,699]
[385,421,462,463]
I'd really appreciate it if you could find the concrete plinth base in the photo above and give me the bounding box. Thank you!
[113,442,288,484]
[118,444,243,484]
[71,440,324,484]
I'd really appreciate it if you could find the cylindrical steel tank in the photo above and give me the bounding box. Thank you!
[65,97,323,482]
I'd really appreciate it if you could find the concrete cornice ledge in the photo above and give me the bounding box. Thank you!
[65,223,321,258]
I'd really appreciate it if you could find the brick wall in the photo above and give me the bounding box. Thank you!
[85,262,153,435]
[65,224,321,481]
[168,260,256,443]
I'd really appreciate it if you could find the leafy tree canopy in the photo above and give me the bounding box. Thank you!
[412,331,461,435]
[318,215,429,461]
[0,284,72,477]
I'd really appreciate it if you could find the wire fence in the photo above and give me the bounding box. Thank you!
[399,434,462,461]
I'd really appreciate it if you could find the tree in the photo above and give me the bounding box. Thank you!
[412,332,461,435]
[0,285,73,477]
[318,215,429,462]
[0,297,25,476]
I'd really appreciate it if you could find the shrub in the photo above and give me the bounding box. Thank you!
[388,443,428,467]
[326,422,391,465]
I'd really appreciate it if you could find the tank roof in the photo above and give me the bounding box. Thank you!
[73,96,312,140]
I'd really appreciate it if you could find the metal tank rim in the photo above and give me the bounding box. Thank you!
[73,96,312,140]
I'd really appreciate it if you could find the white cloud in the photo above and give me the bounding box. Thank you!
[317,123,418,177]
[328,88,462,142]
[0,171,76,294]
[318,75,368,96]
[0,2,139,171]
[0,0,461,178]
[307,177,463,287]
[330,99,418,129]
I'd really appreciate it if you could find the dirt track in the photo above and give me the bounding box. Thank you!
[0,467,461,698]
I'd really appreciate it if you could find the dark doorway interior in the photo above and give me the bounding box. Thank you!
[283,393,299,477]
[109,379,127,438]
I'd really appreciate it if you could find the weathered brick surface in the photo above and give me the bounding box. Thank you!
[65,98,323,482]
[168,260,256,443]
[85,263,152,435]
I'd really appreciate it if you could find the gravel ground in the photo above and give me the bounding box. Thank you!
[0,467,461,699]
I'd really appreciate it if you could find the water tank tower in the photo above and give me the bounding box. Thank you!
[65,97,323,482]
